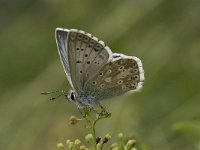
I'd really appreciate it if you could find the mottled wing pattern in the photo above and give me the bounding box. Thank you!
[84,54,145,101]
[56,28,112,92]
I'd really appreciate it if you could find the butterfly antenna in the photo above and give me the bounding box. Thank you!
[41,90,66,101]
[40,90,60,95]
[49,93,64,101]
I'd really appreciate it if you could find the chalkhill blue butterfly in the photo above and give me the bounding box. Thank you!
[55,28,144,108]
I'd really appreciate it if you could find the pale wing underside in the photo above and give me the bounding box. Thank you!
[84,54,145,101]
[56,28,145,105]
[55,29,74,88]
[56,28,112,92]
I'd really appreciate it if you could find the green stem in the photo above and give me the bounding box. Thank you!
[92,116,102,150]
[83,107,111,150]
[92,120,97,150]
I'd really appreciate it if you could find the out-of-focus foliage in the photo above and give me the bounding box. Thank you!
[0,0,200,150]
[173,121,200,141]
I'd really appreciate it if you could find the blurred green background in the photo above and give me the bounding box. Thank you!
[1,0,200,149]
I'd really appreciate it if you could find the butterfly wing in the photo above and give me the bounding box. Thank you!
[84,53,145,101]
[55,28,74,88]
[55,28,112,92]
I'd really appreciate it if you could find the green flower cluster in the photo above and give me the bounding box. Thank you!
[56,107,138,150]
[57,132,137,150]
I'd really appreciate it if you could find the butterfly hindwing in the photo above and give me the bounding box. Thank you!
[85,54,144,101]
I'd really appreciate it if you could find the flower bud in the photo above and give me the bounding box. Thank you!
[66,139,71,145]
[105,134,111,140]
[74,139,81,145]
[68,141,74,149]
[112,147,119,150]
[85,134,93,142]
[57,143,64,150]
[126,139,136,149]
[118,133,123,139]
[110,143,118,148]
[102,134,111,144]
[80,145,88,150]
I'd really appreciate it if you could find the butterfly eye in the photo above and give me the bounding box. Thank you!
[71,93,75,100]
[68,91,76,101]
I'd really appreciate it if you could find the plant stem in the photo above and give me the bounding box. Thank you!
[83,107,111,150]
[92,120,97,150]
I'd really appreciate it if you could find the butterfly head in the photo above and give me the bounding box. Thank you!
[66,90,97,107]
[66,90,76,103]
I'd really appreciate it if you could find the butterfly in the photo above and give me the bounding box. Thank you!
[55,28,144,108]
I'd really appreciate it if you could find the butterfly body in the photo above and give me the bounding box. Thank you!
[56,28,145,108]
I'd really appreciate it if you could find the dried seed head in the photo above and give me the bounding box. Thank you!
[103,134,111,144]
[96,137,101,144]
[69,116,78,125]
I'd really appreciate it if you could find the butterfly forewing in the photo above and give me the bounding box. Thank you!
[55,29,74,88]
[56,28,112,92]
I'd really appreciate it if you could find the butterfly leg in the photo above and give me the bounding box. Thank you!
[77,106,93,118]
[96,103,111,118]
[77,107,85,117]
